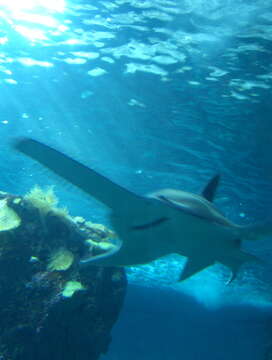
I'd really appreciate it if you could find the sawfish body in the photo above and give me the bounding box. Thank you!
[14,138,267,281]
[107,189,255,280]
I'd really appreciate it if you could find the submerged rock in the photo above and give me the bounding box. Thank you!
[0,188,127,360]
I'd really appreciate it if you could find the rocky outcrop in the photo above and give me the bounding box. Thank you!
[0,188,127,360]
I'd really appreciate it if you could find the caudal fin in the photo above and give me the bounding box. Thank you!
[219,250,261,284]
[241,221,272,241]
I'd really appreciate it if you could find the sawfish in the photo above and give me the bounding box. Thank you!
[14,138,267,281]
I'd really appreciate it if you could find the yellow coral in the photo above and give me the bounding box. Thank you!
[62,281,84,297]
[25,186,57,214]
[0,199,21,231]
[86,238,116,251]
[47,248,74,271]
[13,198,21,205]
[85,221,109,232]
[24,185,68,217]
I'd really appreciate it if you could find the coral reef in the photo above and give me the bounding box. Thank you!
[47,247,75,271]
[24,185,68,217]
[0,198,21,231]
[0,187,127,360]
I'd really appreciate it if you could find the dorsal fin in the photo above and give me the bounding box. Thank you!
[201,174,220,202]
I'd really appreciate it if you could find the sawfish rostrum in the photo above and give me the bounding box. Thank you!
[14,138,266,282]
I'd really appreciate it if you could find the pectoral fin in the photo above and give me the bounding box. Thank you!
[179,257,214,281]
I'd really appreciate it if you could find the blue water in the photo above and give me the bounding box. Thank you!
[0,0,272,358]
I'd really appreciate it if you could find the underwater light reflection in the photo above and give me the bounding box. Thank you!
[0,0,67,42]
[0,0,66,12]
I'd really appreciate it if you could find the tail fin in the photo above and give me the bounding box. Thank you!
[240,221,272,241]
[219,250,261,284]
